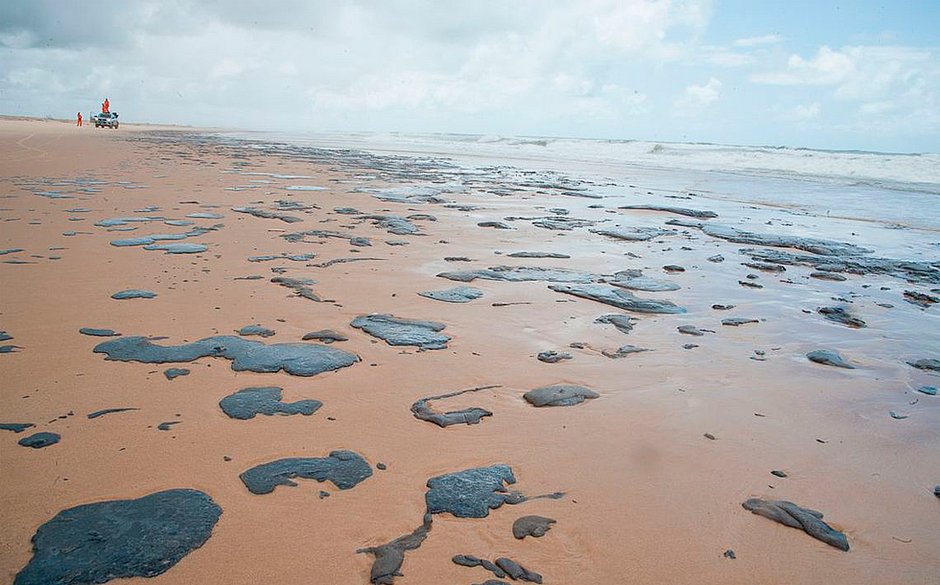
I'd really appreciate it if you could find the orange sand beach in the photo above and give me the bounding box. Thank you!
[1,117,938,584]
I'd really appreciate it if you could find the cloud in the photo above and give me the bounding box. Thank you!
[0,0,715,130]
[588,0,711,58]
[0,1,200,49]
[858,101,896,115]
[750,44,937,94]
[208,59,249,81]
[698,48,755,67]
[831,46,935,100]
[567,84,651,119]
[751,43,939,145]
[752,44,940,136]
[6,66,68,92]
[785,102,821,121]
[733,34,783,47]
[674,77,721,111]
[752,46,855,85]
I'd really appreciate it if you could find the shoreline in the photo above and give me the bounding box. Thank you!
[1,118,938,584]
[0,114,236,134]
[216,129,940,218]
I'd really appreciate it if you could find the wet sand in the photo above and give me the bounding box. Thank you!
[1,117,939,584]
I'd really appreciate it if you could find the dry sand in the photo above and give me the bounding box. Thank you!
[1,117,938,584]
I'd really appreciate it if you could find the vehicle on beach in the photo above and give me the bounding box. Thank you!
[93,112,119,129]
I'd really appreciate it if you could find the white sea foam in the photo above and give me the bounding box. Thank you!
[236,131,940,195]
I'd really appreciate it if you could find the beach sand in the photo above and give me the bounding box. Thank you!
[1,117,938,584]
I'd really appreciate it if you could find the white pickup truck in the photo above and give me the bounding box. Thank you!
[93,112,119,129]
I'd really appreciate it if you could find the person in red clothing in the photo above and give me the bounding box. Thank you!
[102,98,110,113]
[77,112,83,127]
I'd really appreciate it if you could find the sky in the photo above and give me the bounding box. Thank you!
[1,0,938,153]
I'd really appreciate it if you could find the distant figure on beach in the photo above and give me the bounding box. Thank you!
[102,98,110,113]
[76,112,83,127]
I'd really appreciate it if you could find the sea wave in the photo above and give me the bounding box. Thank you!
[221,130,940,195]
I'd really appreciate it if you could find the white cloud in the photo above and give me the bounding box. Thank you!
[684,41,757,67]
[588,0,711,58]
[603,84,650,112]
[831,46,934,100]
[7,66,68,92]
[0,0,713,129]
[785,102,821,121]
[208,59,247,81]
[858,101,896,115]
[568,84,651,119]
[750,44,935,97]
[733,34,783,47]
[703,50,757,67]
[674,77,721,111]
[552,73,594,96]
[752,44,940,138]
[752,46,855,85]
[211,1,710,125]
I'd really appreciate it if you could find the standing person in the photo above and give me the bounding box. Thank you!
[76,112,83,127]
[102,98,110,113]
